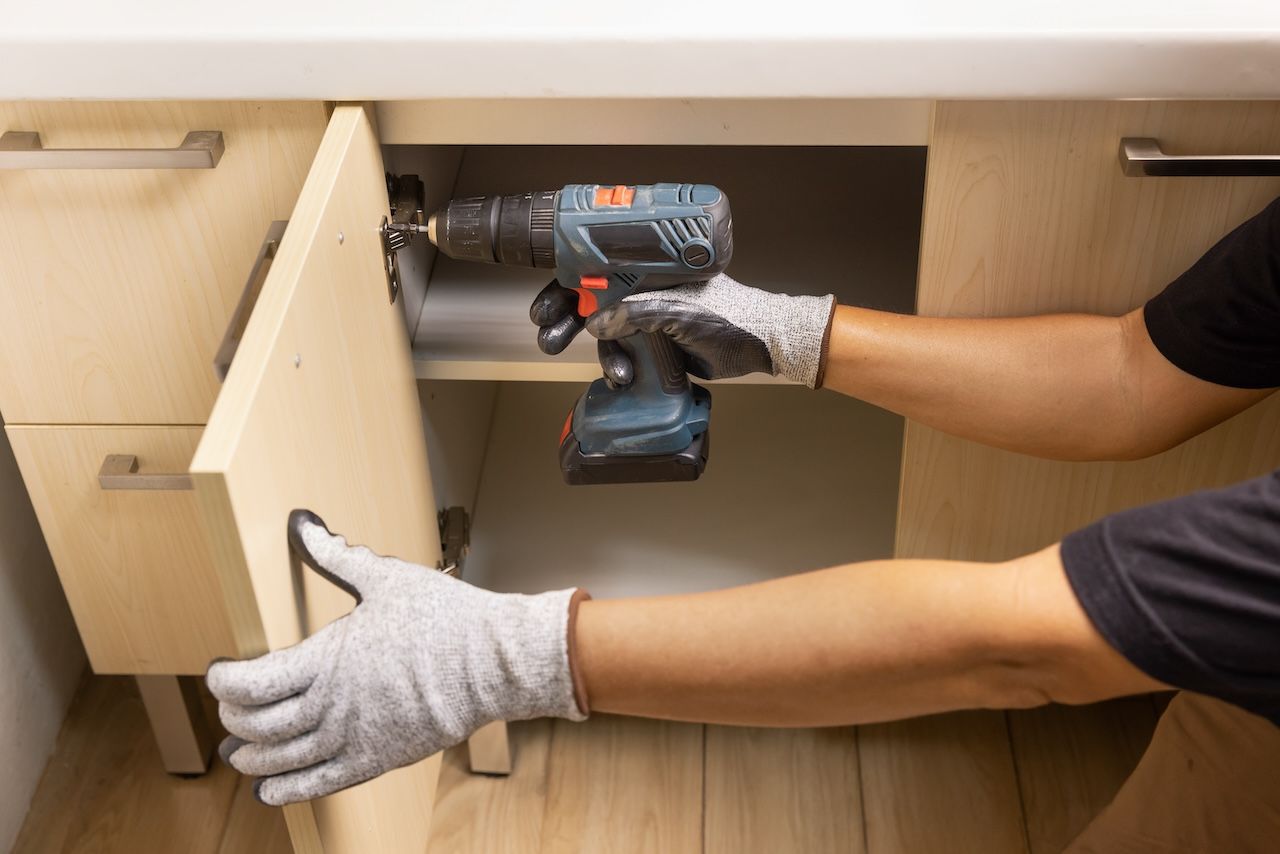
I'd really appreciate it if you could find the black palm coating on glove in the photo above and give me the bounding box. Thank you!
[530,280,585,356]
[586,298,774,384]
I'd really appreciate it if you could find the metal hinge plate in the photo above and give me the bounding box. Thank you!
[380,215,402,304]
[437,506,470,576]
[380,173,426,305]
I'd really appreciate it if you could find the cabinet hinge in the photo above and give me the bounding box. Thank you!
[437,506,470,577]
[380,173,426,305]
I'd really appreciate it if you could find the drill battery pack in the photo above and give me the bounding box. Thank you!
[558,429,709,485]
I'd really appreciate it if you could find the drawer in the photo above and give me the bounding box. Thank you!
[0,101,328,424]
[6,424,236,674]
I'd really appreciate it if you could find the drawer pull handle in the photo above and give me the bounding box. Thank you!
[98,455,193,491]
[0,130,225,170]
[1119,137,1280,177]
[214,220,288,381]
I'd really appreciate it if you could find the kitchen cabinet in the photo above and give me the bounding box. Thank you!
[876,99,1280,854]
[3,97,1279,853]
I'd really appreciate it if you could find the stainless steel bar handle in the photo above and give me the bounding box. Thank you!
[1120,137,1280,177]
[0,130,224,170]
[214,220,288,381]
[98,455,193,491]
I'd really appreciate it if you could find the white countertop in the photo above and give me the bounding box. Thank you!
[2,1,1278,100]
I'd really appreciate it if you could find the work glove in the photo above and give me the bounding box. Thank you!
[206,510,588,806]
[529,274,837,389]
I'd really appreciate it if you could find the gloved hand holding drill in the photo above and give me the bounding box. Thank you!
[530,273,837,389]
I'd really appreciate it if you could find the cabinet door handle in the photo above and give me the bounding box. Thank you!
[214,220,288,381]
[0,130,224,170]
[1119,137,1280,177]
[98,455,193,491]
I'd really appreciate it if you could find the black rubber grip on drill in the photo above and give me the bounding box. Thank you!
[647,331,689,396]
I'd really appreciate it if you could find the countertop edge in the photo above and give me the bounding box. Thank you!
[1,33,1278,101]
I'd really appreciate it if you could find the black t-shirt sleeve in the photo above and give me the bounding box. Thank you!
[1144,197,1280,389]
[1061,470,1280,725]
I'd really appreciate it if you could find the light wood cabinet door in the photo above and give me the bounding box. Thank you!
[190,105,441,853]
[873,100,1280,854]
[0,101,328,424]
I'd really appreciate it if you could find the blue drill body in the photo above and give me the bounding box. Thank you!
[428,182,733,484]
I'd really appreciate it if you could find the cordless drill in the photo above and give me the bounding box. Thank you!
[421,183,733,485]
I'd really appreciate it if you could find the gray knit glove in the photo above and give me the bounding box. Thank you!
[582,275,836,388]
[206,510,587,806]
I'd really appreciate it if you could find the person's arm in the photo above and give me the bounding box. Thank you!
[207,514,1163,804]
[576,542,1163,726]
[577,279,1272,464]
[820,306,1272,461]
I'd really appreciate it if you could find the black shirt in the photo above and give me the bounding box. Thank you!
[1061,197,1280,724]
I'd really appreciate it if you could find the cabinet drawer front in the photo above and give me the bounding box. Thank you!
[191,105,440,852]
[6,424,236,673]
[0,101,328,424]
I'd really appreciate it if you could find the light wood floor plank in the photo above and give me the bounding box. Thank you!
[217,777,292,854]
[536,715,703,854]
[705,725,866,854]
[1008,699,1158,854]
[426,720,553,854]
[859,710,1028,854]
[13,676,239,854]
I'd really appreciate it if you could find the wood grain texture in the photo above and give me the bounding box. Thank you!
[5,425,237,673]
[537,716,703,854]
[859,711,1028,854]
[377,99,930,146]
[1008,700,1157,854]
[190,105,441,853]
[704,725,865,854]
[12,675,240,854]
[0,101,328,425]
[898,100,1280,562]
[426,720,553,854]
[218,777,294,854]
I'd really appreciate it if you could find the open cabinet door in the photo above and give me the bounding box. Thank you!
[190,105,442,853]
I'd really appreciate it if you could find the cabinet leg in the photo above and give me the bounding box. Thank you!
[467,721,512,775]
[136,675,214,776]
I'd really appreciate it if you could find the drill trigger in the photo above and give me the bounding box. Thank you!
[574,288,598,316]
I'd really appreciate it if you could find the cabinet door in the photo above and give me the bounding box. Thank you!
[190,105,441,853]
[875,101,1280,854]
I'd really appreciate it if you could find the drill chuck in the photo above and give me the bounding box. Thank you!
[429,191,558,270]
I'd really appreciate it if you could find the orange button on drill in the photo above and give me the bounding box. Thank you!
[593,185,635,208]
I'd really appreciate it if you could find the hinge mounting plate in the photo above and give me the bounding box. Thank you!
[437,506,470,576]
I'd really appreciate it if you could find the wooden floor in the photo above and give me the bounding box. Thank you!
[15,676,1163,853]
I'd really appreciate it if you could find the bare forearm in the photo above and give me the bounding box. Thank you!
[821,306,1144,459]
[820,305,1272,460]
[575,547,1163,727]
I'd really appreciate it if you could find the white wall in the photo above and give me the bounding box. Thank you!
[0,426,85,852]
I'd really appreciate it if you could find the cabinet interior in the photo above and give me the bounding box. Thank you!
[393,142,927,596]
